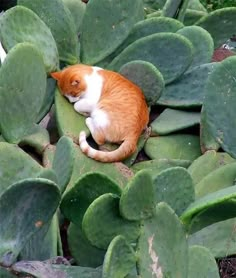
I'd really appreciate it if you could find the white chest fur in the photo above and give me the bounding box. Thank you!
[73,67,104,114]
[73,67,109,130]
[81,67,103,105]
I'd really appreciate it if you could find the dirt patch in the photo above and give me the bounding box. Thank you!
[218,257,236,278]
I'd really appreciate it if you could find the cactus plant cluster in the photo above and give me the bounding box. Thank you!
[0,0,236,276]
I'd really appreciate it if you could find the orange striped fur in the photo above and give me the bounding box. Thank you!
[51,64,149,162]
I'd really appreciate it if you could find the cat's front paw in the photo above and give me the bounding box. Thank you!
[79,111,90,117]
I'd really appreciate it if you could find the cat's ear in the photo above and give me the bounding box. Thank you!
[50,71,62,80]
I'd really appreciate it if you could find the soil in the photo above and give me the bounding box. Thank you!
[218,257,236,277]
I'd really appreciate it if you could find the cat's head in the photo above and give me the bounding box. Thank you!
[51,65,92,103]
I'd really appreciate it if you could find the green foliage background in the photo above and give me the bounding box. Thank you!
[200,0,236,11]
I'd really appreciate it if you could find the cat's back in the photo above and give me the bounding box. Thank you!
[98,69,149,128]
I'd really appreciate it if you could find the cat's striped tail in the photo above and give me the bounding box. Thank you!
[79,131,137,163]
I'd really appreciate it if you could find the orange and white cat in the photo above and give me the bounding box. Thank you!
[51,64,149,162]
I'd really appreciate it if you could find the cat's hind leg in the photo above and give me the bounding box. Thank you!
[86,117,105,145]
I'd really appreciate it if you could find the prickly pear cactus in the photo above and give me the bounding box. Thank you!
[177,26,214,69]
[119,170,155,220]
[67,223,105,267]
[151,108,200,135]
[80,0,144,64]
[202,56,236,158]
[1,0,236,275]
[196,7,236,48]
[52,136,75,193]
[153,167,195,215]
[108,32,193,84]
[0,43,47,143]
[0,142,43,194]
[18,0,79,64]
[137,202,188,277]
[0,6,59,72]
[102,235,136,278]
[189,217,236,258]
[144,134,201,161]
[104,16,184,66]
[188,150,235,185]
[188,246,220,278]
[62,0,86,32]
[61,171,121,225]
[157,63,217,108]
[195,162,236,198]
[181,186,236,228]
[82,193,140,249]
[119,60,164,106]
[0,178,60,266]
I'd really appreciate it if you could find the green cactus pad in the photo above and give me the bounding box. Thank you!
[177,26,214,69]
[188,246,220,278]
[137,202,188,277]
[195,162,236,198]
[157,63,217,108]
[82,193,140,249]
[188,0,207,12]
[104,17,184,66]
[20,214,59,261]
[146,11,162,18]
[13,262,103,278]
[0,267,15,277]
[103,235,136,278]
[119,61,164,106]
[62,0,86,33]
[153,167,195,216]
[200,107,220,153]
[202,56,236,158]
[0,178,60,266]
[123,17,184,47]
[180,186,236,226]
[109,33,193,84]
[188,150,235,185]
[184,9,207,26]
[144,0,165,10]
[131,158,191,177]
[18,0,79,64]
[196,7,236,49]
[189,218,236,258]
[120,170,155,221]
[68,144,133,190]
[55,89,89,144]
[0,43,47,143]
[162,0,189,21]
[80,0,144,65]
[61,172,121,225]
[0,142,42,195]
[36,78,56,123]
[151,108,200,135]
[144,134,201,161]
[52,136,74,193]
[68,223,105,267]
[0,6,59,72]
[188,200,236,234]
[18,125,50,155]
